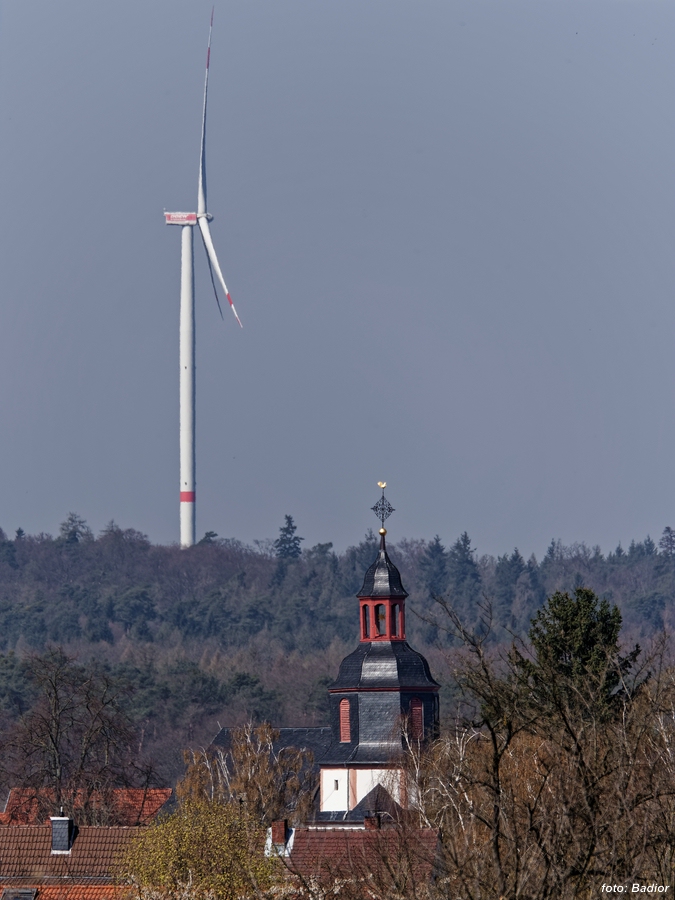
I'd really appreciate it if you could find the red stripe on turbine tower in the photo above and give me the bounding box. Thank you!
[180,492,196,502]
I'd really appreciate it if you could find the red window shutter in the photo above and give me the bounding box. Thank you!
[340,699,351,742]
[410,698,423,740]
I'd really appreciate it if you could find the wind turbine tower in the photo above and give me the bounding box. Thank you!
[164,11,242,548]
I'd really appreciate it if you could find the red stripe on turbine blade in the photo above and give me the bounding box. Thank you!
[206,47,210,68]
[180,492,196,502]
[227,293,243,328]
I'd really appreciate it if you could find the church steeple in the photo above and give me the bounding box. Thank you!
[317,486,440,818]
[357,529,407,641]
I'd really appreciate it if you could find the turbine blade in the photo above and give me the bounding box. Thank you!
[197,7,214,216]
[203,239,225,320]
[198,217,243,328]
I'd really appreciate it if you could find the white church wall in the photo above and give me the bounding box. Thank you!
[355,767,402,806]
[320,768,349,811]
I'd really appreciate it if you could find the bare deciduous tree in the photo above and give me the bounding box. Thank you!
[399,594,675,898]
[0,648,154,823]
[177,722,315,826]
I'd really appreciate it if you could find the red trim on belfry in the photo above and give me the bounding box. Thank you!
[180,492,196,502]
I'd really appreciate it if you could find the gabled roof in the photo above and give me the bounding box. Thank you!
[0,825,138,878]
[314,784,406,824]
[348,784,403,821]
[0,789,172,826]
[287,825,439,886]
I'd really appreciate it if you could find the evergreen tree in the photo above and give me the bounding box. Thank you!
[446,533,481,617]
[58,512,93,544]
[494,549,526,622]
[514,587,640,718]
[338,530,379,595]
[419,535,448,596]
[659,526,675,557]
[273,515,304,560]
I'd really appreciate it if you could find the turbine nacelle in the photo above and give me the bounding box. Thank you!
[165,212,197,226]
[164,212,215,226]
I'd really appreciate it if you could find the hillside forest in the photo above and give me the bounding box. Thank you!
[0,512,674,785]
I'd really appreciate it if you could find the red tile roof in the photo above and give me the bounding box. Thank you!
[0,825,138,878]
[287,825,439,887]
[1,886,130,900]
[0,790,171,826]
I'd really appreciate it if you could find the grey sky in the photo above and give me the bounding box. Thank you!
[0,1,673,558]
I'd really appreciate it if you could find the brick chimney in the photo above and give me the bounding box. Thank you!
[271,819,287,845]
[364,814,381,830]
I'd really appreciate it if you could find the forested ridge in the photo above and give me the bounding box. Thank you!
[0,513,674,781]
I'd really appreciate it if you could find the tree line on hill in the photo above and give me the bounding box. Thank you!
[0,513,674,779]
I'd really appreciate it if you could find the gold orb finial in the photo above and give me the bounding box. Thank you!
[379,527,387,535]
[377,481,386,490]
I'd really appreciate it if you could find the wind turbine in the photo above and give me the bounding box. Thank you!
[164,10,242,548]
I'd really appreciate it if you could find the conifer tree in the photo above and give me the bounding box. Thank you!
[494,548,525,623]
[446,532,481,616]
[419,535,448,596]
[659,526,675,557]
[513,587,640,719]
[273,515,304,560]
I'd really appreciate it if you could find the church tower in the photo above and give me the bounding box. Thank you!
[318,486,439,817]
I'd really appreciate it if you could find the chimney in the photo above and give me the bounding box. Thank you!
[50,814,74,854]
[271,819,287,845]
[364,814,381,830]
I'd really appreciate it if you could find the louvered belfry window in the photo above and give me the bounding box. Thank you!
[375,604,386,636]
[391,604,399,637]
[339,698,351,742]
[410,698,423,740]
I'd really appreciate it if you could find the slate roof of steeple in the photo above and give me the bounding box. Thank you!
[329,640,439,692]
[357,533,408,599]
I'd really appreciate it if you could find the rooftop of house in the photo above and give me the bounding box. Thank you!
[282,822,440,888]
[0,824,139,879]
[211,726,332,769]
[1,888,123,900]
[0,789,172,827]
